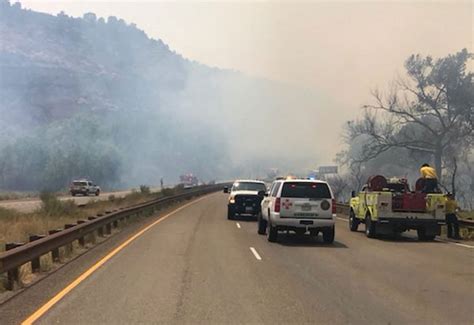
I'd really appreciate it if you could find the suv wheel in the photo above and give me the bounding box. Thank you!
[365,215,377,238]
[257,213,267,235]
[267,221,278,242]
[349,210,359,232]
[95,190,100,196]
[227,206,235,220]
[322,226,335,244]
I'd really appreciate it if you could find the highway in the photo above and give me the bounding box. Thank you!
[0,192,472,324]
[0,190,137,213]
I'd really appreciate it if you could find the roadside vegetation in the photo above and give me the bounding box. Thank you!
[333,49,473,209]
[0,191,38,201]
[0,186,182,250]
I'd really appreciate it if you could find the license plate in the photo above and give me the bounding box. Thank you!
[301,205,312,211]
[245,207,253,212]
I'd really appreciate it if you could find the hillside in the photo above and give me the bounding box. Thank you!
[0,1,332,190]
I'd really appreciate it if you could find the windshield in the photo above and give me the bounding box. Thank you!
[232,182,266,192]
[281,182,331,199]
[73,181,88,186]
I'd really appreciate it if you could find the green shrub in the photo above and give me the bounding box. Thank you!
[40,191,77,216]
[139,185,150,194]
[161,187,175,197]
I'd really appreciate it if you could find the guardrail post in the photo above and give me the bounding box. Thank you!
[105,223,112,235]
[77,220,87,247]
[29,235,46,273]
[5,242,24,290]
[64,224,76,255]
[48,229,62,262]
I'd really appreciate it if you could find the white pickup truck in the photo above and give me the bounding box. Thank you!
[69,179,101,196]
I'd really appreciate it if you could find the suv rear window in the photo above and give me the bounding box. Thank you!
[232,182,266,192]
[73,181,88,186]
[281,182,331,199]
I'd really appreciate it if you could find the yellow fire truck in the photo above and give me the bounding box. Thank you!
[349,175,446,240]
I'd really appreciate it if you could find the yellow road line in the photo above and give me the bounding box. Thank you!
[22,195,209,325]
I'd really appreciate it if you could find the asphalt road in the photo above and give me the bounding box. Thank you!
[1,193,473,324]
[0,190,135,213]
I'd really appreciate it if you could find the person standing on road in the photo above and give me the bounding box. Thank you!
[445,193,461,240]
[420,163,439,193]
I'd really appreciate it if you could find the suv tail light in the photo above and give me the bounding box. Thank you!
[274,198,281,212]
[332,199,336,214]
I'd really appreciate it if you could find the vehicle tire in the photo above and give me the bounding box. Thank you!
[349,210,359,232]
[417,228,435,241]
[267,221,278,242]
[365,215,377,238]
[322,226,335,244]
[95,190,100,196]
[227,206,235,220]
[257,213,267,235]
[71,192,76,197]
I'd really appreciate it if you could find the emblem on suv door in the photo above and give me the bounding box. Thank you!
[282,199,293,209]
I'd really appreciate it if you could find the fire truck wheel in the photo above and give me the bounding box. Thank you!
[349,210,359,232]
[417,228,435,241]
[365,215,377,238]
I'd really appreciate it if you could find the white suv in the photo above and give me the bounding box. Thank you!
[258,179,336,243]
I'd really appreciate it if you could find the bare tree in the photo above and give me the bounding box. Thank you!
[347,49,474,181]
[327,175,350,202]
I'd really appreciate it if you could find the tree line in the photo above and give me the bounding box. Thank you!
[334,49,473,208]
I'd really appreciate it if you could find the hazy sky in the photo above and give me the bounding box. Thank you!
[19,0,473,157]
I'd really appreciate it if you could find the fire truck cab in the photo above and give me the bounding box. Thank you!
[349,175,446,240]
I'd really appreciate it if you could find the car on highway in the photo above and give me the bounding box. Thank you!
[224,180,267,220]
[69,179,101,196]
[258,179,336,243]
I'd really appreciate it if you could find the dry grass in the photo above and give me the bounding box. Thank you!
[458,210,474,240]
[0,188,172,250]
[0,187,184,292]
[458,210,474,220]
[0,191,38,201]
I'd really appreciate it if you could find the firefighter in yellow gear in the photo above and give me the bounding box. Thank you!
[445,193,461,239]
[420,163,439,193]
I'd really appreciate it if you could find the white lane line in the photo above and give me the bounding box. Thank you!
[249,247,262,260]
[336,217,348,222]
[236,222,241,229]
[435,238,474,249]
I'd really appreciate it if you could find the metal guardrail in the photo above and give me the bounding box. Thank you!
[335,203,474,229]
[335,203,350,216]
[0,184,230,290]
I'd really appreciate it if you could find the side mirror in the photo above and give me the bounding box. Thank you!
[351,190,356,198]
[257,190,266,197]
[223,186,229,193]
